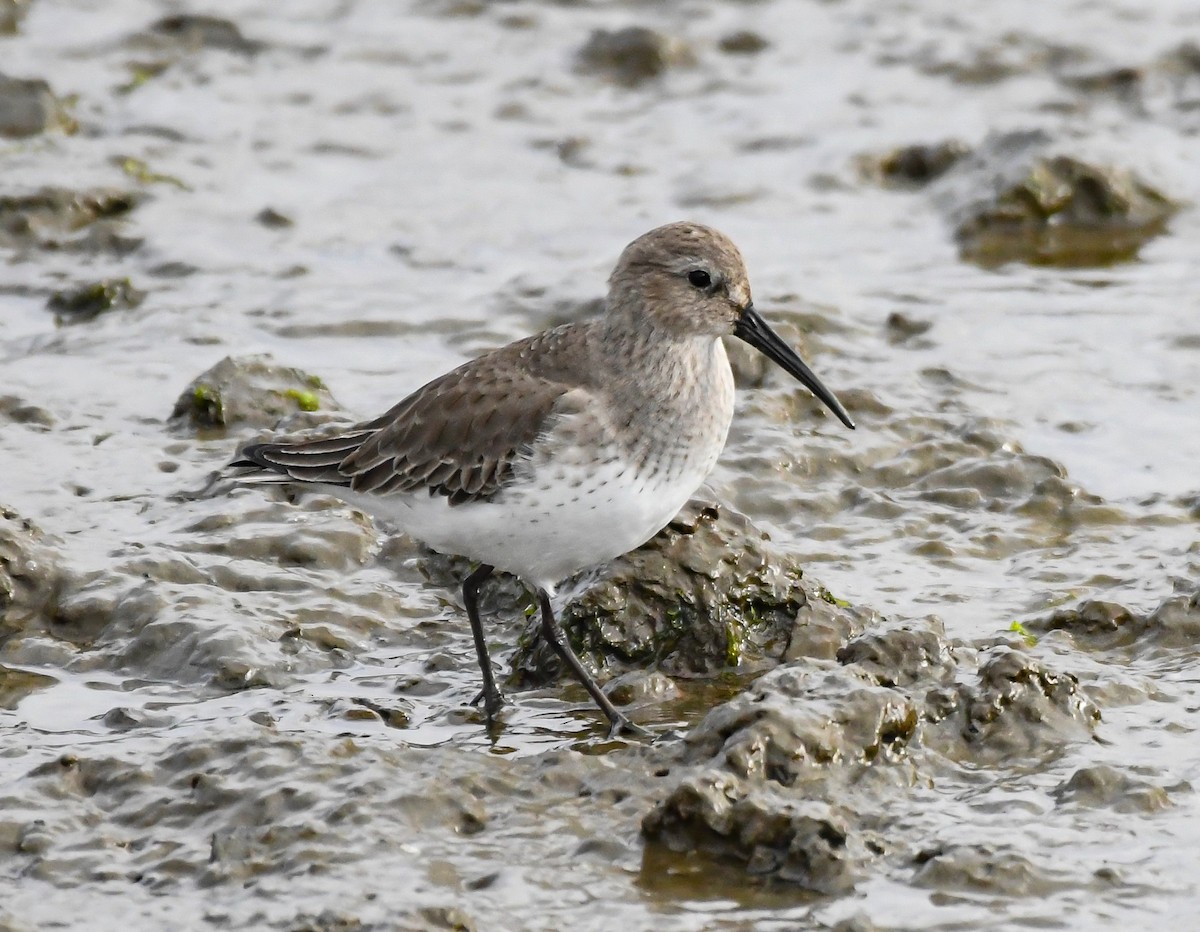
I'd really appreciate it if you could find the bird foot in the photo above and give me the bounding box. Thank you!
[607,714,652,740]
[470,687,507,721]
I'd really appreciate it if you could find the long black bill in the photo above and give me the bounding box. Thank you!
[734,305,856,429]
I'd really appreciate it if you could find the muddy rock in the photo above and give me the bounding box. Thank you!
[5,726,525,909]
[576,27,695,87]
[917,34,1085,85]
[170,355,341,432]
[1052,764,1173,814]
[884,311,933,345]
[400,907,476,932]
[48,278,145,323]
[1058,42,1200,109]
[642,628,1099,887]
[911,843,1067,896]
[678,663,924,773]
[0,187,139,252]
[0,0,31,35]
[0,507,68,645]
[718,31,768,56]
[936,646,1101,761]
[936,131,1177,267]
[1060,65,1145,100]
[836,621,957,688]
[0,73,74,138]
[643,771,864,893]
[141,14,264,56]
[254,206,294,229]
[642,663,915,890]
[512,500,814,686]
[1159,41,1200,89]
[0,396,53,428]
[858,140,970,188]
[785,585,877,662]
[869,418,1119,529]
[1032,599,1138,650]
[1031,590,1200,654]
[0,501,387,687]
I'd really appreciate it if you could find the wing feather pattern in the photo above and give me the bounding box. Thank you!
[228,323,596,506]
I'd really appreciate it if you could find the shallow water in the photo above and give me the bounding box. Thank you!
[2,0,1199,929]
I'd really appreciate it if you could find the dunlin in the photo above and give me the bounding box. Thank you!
[229,222,854,736]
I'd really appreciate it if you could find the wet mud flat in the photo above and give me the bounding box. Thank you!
[2,1,1200,930]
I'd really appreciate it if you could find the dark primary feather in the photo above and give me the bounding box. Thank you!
[230,432,368,486]
[229,323,596,506]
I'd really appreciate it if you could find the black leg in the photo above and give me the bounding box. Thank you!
[463,563,505,721]
[536,588,649,738]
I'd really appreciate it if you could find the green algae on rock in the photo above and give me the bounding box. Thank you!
[115,156,190,190]
[48,278,145,323]
[283,388,321,412]
[956,155,1176,267]
[171,355,339,431]
[939,132,1177,267]
[510,500,812,687]
[0,187,139,251]
[116,60,171,95]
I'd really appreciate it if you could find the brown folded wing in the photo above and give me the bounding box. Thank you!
[232,327,587,506]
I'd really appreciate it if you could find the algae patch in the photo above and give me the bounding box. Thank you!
[1009,619,1038,647]
[284,389,321,412]
[191,384,225,426]
[116,156,190,191]
[49,278,145,323]
[171,355,340,431]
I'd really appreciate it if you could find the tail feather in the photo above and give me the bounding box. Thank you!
[227,433,374,488]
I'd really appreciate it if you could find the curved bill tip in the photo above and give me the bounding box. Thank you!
[734,305,856,430]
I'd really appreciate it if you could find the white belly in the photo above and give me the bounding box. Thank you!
[335,453,706,593]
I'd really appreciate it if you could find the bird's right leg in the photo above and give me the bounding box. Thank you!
[536,588,649,738]
[463,563,505,720]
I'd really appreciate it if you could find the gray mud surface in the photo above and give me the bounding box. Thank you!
[2,2,1199,930]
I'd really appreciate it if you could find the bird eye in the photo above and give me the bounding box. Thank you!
[687,269,712,289]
